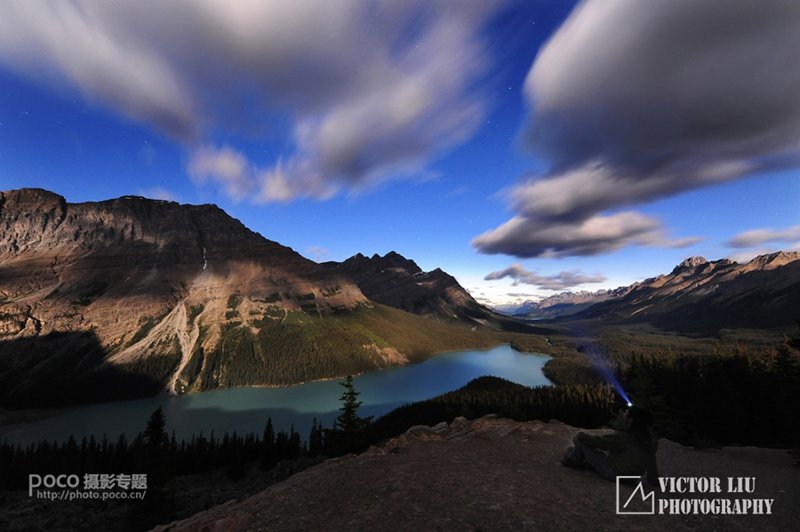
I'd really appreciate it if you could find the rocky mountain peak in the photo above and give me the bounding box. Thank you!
[377,251,423,274]
[745,250,800,271]
[673,256,709,271]
[322,251,513,327]
[340,251,422,275]
[0,187,66,205]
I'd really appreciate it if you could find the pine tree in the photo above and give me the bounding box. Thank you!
[288,424,301,460]
[144,407,167,450]
[308,418,323,457]
[226,436,246,481]
[325,375,373,455]
[260,418,277,471]
[129,407,174,528]
[335,375,364,433]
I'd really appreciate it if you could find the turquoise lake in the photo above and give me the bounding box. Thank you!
[2,345,551,445]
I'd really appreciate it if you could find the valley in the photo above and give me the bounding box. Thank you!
[2,188,797,412]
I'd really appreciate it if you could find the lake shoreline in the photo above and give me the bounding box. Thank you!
[2,346,552,446]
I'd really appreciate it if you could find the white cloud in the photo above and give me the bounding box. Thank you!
[727,225,800,248]
[484,264,606,290]
[0,1,197,138]
[475,0,800,258]
[0,0,503,201]
[187,145,255,201]
[305,246,330,262]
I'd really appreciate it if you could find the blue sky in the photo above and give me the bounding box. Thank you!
[1,0,798,306]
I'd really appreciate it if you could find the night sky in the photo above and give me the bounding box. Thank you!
[1,0,798,306]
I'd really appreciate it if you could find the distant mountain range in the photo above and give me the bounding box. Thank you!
[504,253,800,333]
[498,288,628,320]
[0,188,533,407]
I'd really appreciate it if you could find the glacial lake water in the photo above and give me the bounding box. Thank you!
[2,345,551,445]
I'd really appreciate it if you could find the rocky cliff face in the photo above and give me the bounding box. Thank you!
[0,189,369,405]
[323,251,480,320]
[323,251,540,332]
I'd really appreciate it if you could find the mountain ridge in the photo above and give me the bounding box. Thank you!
[506,251,800,332]
[322,250,535,332]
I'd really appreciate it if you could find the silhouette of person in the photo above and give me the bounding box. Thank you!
[562,405,659,484]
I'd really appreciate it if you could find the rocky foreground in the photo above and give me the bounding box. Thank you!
[155,416,799,532]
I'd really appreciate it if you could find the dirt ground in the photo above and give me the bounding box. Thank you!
[153,416,799,532]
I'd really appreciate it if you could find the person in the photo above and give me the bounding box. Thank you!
[561,405,659,484]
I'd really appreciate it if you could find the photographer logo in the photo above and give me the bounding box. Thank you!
[616,476,655,515]
[616,476,774,516]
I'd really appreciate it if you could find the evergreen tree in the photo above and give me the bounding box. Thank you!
[144,407,167,450]
[308,418,323,457]
[260,418,277,471]
[288,424,302,460]
[335,375,371,433]
[129,407,174,528]
[226,436,246,481]
[325,375,373,455]
[275,430,289,460]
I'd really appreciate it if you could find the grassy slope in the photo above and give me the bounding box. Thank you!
[182,303,554,391]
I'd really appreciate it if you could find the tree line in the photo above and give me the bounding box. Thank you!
[0,375,375,494]
[620,335,800,447]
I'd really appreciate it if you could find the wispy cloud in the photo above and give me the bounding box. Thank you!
[474,211,701,258]
[474,0,800,258]
[187,145,255,201]
[305,246,330,262]
[727,225,800,248]
[484,264,606,290]
[0,0,503,202]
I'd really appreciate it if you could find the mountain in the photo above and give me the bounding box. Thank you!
[322,251,538,332]
[501,289,628,320]
[0,189,525,407]
[513,253,800,333]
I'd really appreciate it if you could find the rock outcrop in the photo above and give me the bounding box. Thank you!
[323,251,484,321]
[324,252,540,332]
[0,189,364,340]
[154,416,799,532]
